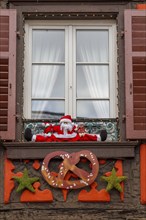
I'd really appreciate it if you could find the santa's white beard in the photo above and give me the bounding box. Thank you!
[60,122,73,135]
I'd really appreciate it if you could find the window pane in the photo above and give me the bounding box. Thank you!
[32,30,65,63]
[76,30,109,62]
[32,65,65,98]
[77,65,109,98]
[77,100,109,118]
[31,100,65,119]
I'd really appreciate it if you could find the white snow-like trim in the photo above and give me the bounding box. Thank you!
[60,118,72,124]
[32,134,36,142]
[96,134,101,141]
[53,132,77,138]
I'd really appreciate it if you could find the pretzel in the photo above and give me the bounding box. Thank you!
[41,150,99,189]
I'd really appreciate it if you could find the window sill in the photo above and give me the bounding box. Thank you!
[3,141,138,159]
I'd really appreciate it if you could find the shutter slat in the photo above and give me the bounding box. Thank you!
[133,46,146,52]
[0,109,8,117]
[0,126,7,131]
[125,9,146,139]
[134,101,146,108]
[133,57,146,64]
[0,31,9,38]
[0,9,16,140]
[0,87,8,94]
[132,31,146,38]
[134,124,146,130]
[0,73,8,78]
[134,80,146,86]
[0,102,8,109]
[0,95,8,101]
[134,116,146,123]
[134,109,146,117]
[0,117,8,124]
[133,87,146,93]
[134,94,146,101]
[132,16,146,23]
[132,24,146,31]
[0,23,9,30]
[133,72,146,79]
[133,38,146,45]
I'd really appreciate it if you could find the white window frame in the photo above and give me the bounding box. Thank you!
[24,20,117,119]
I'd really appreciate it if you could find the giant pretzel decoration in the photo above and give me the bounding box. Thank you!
[41,150,99,189]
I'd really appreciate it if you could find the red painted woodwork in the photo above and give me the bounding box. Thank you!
[78,160,124,202]
[78,182,111,202]
[140,144,146,204]
[136,4,146,9]
[20,182,53,202]
[33,160,41,170]
[4,159,22,203]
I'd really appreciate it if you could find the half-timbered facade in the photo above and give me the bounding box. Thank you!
[0,0,146,219]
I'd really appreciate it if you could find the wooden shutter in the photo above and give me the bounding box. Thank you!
[0,9,16,140]
[125,10,146,139]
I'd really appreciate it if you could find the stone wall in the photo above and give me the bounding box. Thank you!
[0,0,8,8]
[0,209,146,220]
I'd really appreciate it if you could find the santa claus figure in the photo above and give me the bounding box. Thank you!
[24,115,107,142]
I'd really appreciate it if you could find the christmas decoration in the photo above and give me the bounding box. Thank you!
[41,150,99,189]
[24,115,107,142]
[100,167,127,192]
[12,168,39,193]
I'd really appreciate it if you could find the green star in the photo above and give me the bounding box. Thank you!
[13,168,39,193]
[101,168,127,192]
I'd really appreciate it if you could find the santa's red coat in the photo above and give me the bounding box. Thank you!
[34,124,99,142]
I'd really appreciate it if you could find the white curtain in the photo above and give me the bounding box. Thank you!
[31,28,110,119]
[76,30,110,118]
[31,30,65,118]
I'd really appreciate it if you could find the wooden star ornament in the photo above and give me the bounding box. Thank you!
[100,168,127,192]
[12,168,39,193]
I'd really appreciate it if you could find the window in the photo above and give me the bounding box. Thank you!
[24,20,117,119]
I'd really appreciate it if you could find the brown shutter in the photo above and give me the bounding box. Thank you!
[125,10,146,139]
[0,9,16,140]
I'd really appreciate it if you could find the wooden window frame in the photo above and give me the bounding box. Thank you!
[23,20,117,119]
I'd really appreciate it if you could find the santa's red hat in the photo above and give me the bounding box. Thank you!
[60,115,72,124]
